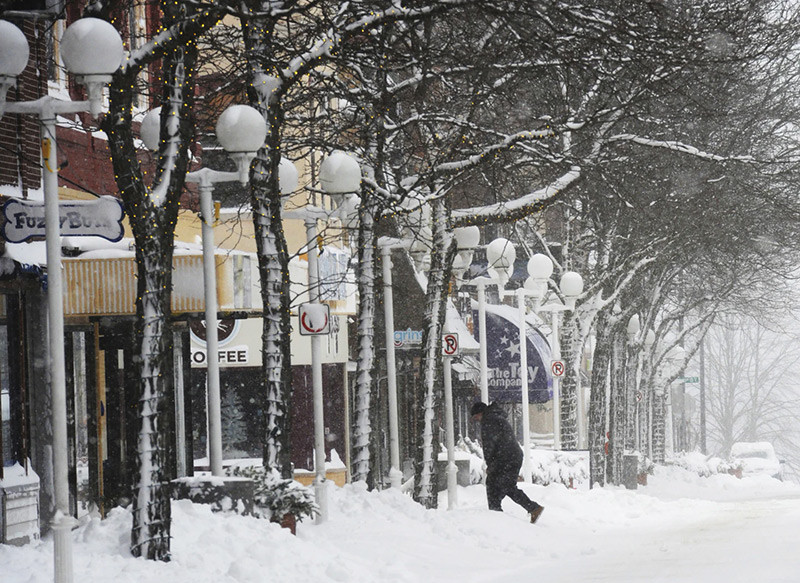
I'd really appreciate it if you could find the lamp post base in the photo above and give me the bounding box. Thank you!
[52,514,79,583]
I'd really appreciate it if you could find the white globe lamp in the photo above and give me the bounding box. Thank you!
[215,104,267,153]
[215,104,267,181]
[319,151,362,195]
[453,226,480,282]
[60,18,124,116]
[627,314,641,342]
[139,107,161,151]
[486,237,516,286]
[279,157,299,195]
[645,329,656,349]
[454,225,480,250]
[523,253,553,300]
[0,20,30,78]
[0,20,30,115]
[560,271,584,310]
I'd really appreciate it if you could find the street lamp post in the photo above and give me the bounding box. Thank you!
[455,236,514,405]
[442,338,457,509]
[535,270,584,451]
[377,236,412,489]
[141,104,268,477]
[283,151,361,523]
[0,17,124,583]
[374,226,477,491]
[514,253,554,480]
[455,236,549,479]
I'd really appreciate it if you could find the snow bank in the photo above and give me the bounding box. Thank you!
[2,464,799,583]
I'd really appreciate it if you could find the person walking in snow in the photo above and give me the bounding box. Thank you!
[471,401,544,523]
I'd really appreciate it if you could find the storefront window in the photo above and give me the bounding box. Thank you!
[0,297,11,467]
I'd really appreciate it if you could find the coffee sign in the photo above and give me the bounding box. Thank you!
[2,196,125,243]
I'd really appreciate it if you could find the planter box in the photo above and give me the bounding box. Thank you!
[293,468,347,487]
[171,476,254,515]
[273,512,297,535]
[435,459,471,491]
[728,468,743,479]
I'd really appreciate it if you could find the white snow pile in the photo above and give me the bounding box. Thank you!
[666,450,741,477]
[3,463,800,583]
[455,436,589,487]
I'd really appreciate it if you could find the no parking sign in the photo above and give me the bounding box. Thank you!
[299,303,330,335]
[442,333,460,357]
[551,360,565,377]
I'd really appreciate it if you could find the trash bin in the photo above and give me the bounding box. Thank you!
[435,457,471,491]
[1,464,40,545]
[622,454,639,490]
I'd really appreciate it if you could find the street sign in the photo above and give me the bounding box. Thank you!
[683,376,700,383]
[551,360,565,377]
[2,196,124,243]
[636,391,643,402]
[442,333,459,356]
[299,303,330,335]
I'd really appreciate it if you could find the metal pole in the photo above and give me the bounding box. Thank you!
[443,355,457,509]
[551,310,561,450]
[42,114,77,583]
[305,218,328,523]
[699,339,706,454]
[199,182,223,477]
[517,289,531,481]
[664,380,675,458]
[477,279,489,404]
[381,245,402,488]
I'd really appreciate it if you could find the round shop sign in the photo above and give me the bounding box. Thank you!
[190,317,239,346]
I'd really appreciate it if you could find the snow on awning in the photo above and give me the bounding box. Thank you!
[62,251,260,317]
[445,300,480,353]
[451,355,480,383]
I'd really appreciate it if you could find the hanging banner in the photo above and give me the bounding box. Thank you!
[473,305,552,403]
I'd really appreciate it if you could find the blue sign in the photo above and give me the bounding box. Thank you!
[473,307,552,403]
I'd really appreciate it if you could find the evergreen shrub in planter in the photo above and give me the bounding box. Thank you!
[226,466,318,533]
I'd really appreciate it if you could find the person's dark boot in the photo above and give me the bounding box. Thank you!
[530,505,544,524]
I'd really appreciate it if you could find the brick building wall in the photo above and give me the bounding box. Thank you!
[57,124,118,197]
[0,19,45,196]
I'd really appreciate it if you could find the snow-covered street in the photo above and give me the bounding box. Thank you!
[3,466,799,583]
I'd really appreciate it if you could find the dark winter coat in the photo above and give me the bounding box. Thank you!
[480,403,523,477]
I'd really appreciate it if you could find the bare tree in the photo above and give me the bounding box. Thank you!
[703,313,800,478]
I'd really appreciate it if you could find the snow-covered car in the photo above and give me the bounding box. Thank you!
[730,442,783,480]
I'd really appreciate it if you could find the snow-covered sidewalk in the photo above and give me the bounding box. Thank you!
[3,466,799,583]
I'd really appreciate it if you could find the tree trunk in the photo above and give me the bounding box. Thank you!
[652,378,667,464]
[352,198,377,485]
[102,3,201,556]
[608,332,626,485]
[129,233,175,561]
[588,314,611,488]
[639,357,654,460]
[242,9,294,479]
[413,198,454,509]
[559,314,581,450]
